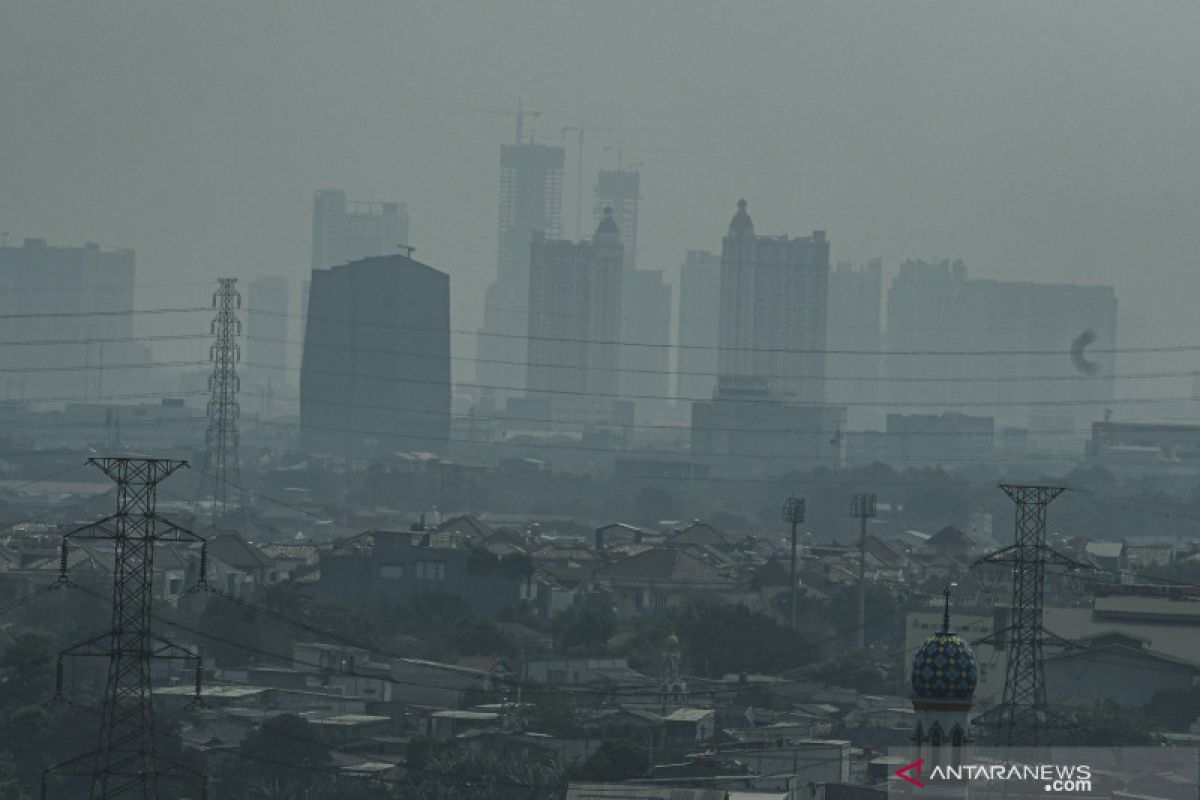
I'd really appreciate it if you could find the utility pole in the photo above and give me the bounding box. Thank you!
[975,484,1085,746]
[43,457,207,799]
[197,278,243,527]
[850,493,877,649]
[781,497,805,631]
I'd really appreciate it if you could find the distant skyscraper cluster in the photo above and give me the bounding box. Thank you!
[279,110,1123,469]
[477,138,566,405]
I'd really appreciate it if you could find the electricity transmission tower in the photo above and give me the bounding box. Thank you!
[197,278,243,526]
[44,457,207,799]
[975,484,1085,746]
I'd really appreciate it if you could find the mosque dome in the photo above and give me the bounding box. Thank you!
[911,629,978,701]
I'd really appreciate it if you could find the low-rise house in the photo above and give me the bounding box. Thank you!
[206,533,273,597]
[526,657,631,685]
[663,707,716,750]
[313,529,526,617]
[599,548,752,616]
[428,709,504,740]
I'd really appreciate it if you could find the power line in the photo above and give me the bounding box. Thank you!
[0,306,207,321]
[252,308,1170,358]
[260,358,1183,409]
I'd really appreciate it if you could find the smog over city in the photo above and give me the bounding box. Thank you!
[3,3,1200,798]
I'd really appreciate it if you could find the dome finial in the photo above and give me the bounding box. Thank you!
[942,582,956,633]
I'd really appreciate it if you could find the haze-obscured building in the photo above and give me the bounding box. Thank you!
[477,139,565,406]
[300,254,449,457]
[0,238,150,403]
[620,269,672,426]
[311,189,409,271]
[690,376,846,475]
[524,209,623,425]
[245,275,290,418]
[884,412,994,468]
[885,259,1117,441]
[718,199,830,403]
[827,259,882,429]
[676,250,721,405]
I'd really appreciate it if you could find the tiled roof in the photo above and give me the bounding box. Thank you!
[602,547,729,583]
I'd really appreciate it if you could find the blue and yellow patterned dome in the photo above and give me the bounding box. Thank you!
[911,630,977,701]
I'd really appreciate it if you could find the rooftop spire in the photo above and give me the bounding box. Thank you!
[594,205,619,239]
[728,198,754,237]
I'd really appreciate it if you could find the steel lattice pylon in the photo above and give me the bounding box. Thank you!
[44,457,207,799]
[976,484,1084,746]
[197,278,243,525]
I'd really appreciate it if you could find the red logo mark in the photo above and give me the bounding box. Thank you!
[895,758,925,788]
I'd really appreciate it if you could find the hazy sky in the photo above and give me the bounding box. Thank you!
[3,1,1200,359]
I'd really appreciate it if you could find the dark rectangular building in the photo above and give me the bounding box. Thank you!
[300,254,449,456]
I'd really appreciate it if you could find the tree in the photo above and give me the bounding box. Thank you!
[574,738,648,782]
[406,749,564,800]
[1054,701,1160,746]
[518,692,583,738]
[677,601,816,676]
[217,714,334,798]
[551,596,616,652]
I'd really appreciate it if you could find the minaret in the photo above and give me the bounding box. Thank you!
[660,634,687,712]
[910,586,977,769]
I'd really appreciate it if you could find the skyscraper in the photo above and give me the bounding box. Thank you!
[245,275,290,418]
[676,250,722,405]
[300,254,450,457]
[593,168,639,270]
[717,199,831,403]
[0,238,148,402]
[525,208,623,423]
[827,259,883,429]
[477,140,565,404]
[311,189,409,271]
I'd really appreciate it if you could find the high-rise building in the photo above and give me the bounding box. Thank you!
[245,276,290,418]
[300,254,449,457]
[885,259,1117,443]
[524,208,623,424]
[477,141,565,405]
[717,199,830,403]
[828,259,883,429]
[593,169,639,270]
[311,189,409,271]
[676,250,722,405]
[0,238,149,403]
[620,269,672,425]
